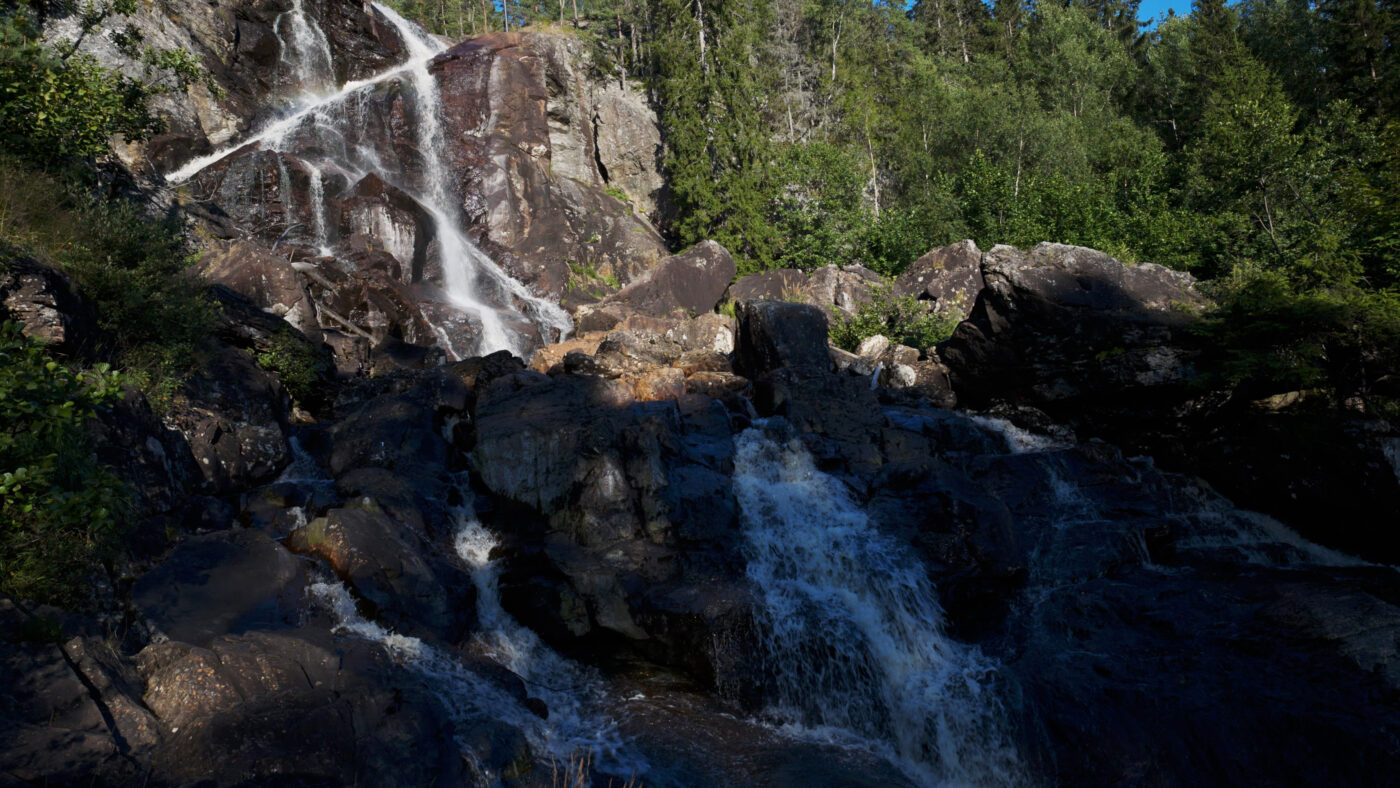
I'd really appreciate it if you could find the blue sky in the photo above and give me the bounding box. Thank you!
[1138,0,1184,25]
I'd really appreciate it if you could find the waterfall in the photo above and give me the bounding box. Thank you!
[166,2,573,358]
[273,0,335,97]
[732,428,1025,788]
[308,505,640,777]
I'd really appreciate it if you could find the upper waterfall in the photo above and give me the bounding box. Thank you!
[165,2,572,358]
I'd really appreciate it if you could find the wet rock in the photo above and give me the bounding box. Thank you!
[733,301,832,378]
[287,508,474,641]
[894,239,984,318]
[0,254,98,356]
[132,529,307,647]
[163,345,292,494]
[432,33,669,297]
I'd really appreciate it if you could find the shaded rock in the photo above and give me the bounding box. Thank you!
[733,301,832,378]
[727,269,808,304]
[138,627,471,787]
[473,373,753,683]
[0,255,98,356]
[163,345,292,494]
[942,242,1207,408]
[894,239,984,318]
[132,529,307,647]
[287,508,474,641]
[0,602,157,785]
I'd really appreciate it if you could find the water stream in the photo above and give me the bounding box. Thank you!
[732,428,1027,787]
[167,3,571,357]
[309,504,640,780]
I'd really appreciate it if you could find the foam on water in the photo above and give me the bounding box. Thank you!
[733,428,1025,787]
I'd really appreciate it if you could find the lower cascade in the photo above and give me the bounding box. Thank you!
[310,504,640,780]
[732,427,1026,787]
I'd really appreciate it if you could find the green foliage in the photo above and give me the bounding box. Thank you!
[0,2,219,168]
[0,158,213,404]
[255,328,331,409]
[1195,267,1400,411]
[829,284,962,353]
[0,321,128,606]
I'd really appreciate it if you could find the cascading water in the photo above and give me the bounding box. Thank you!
[308,503,640,778]
[732,428,1026,788]
[273,0,335,98]
[166,2,572,358]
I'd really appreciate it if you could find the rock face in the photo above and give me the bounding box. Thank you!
[942,242,1208,409]
[432,32,670,298]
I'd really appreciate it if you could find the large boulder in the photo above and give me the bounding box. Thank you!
[942,242,1208,409]
[136,628,475,787]
[0,600,159,785]
[591,240,738,320]
[286,508,475,641]
[163,345,293,494]
[733,301,832,378]
[133,529,308,647]
[0,255,98,356]
[894,239,984,319]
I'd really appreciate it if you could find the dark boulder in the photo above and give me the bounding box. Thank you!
[162,345,292,494]
[132,529,308,647]
[733,301,832,378]
[137,627,474,787]
[0,254,98,356]
[942,242,1207,409]
[286,507,475,641]
[597,240,738,319]
[727,269,808,304]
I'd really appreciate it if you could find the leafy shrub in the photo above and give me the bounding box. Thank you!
[0,0,220,168]
[0,321,128,605]
[255,327,332,408]
[0,158,213,405]
[829,283,962,353]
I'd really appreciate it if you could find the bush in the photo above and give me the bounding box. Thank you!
[829,283,962,353]
[0,321,128,605]
[0,158,213,405]
[255,327,332,408]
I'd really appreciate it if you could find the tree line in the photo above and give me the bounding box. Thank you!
[396,0,1397,413]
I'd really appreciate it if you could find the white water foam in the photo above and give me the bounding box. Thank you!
[273,0,335,98]
[733,428,1025,787]
[307,507,641,778]
[169,4,572,357]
